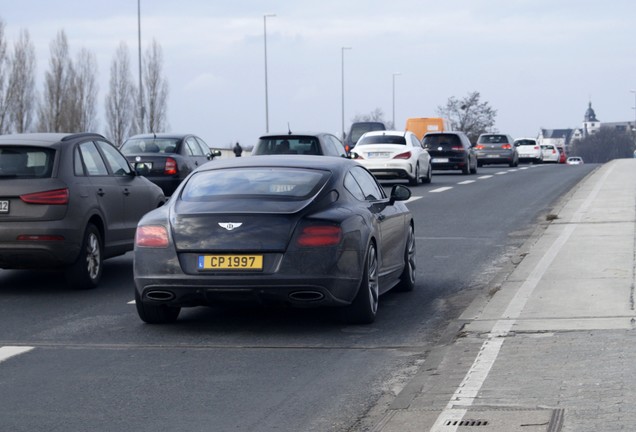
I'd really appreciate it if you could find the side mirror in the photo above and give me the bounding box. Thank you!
[389,184,411,204]
[209,150,222,160]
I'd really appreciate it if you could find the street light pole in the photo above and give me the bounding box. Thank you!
[264,14,276,133]
[392,72,401,129]
[631,90,636,132]
[341,46,351,140]
[137,0,144,132]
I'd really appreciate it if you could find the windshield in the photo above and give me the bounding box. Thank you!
[254,136,322,155]
[0,146,54,179]
[422,134,461,148]
[181,167,330,201]
[350,123,385,143]
[356,135,406,146]
[478,134,508,144]
[120,138,179,154]
[514,139,537,147]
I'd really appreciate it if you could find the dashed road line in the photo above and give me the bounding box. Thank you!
[477,175,493,179]
[495,171,508,175]
[429,187,453,193]
[457,180,475,185]
[0,346,34,363]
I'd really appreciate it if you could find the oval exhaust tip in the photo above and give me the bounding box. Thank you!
[289,291,324,302]
[145,290,176,301]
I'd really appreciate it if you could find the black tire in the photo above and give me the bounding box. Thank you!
[408,164,420,186]
[135,290,181,324]
[66,223,102,290]
[461,161,470,175]
[340,243,379,324]
[395,225,416,292]
[422,162,432,184]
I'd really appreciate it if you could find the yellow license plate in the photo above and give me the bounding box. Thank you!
[198,255,263,270]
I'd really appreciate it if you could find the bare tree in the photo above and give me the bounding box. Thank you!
[68,47,98,131]
[570,127,635,163]
[105,42,136,145]
[8,29,37,133]
[140,39,168,133]
[38,30,73,132]
[0,19,9,134]
[437,91,497,143]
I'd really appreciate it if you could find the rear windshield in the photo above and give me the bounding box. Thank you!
[120,138,179,154]
[181,167,330,201]
[350,123,385,143]
[478,134,509,144]
[356,135,406,146]
[514,139,536,147]
[254,136,322,155]
[0,146,54,179]
[422,134,461,149]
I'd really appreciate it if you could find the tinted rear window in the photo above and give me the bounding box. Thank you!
[254,136,322,155]
[350,123,385,143]
[181,167,330,201]
[356,135,406,146]
[120,138,179,154]
[514,139,537,147]
[422,134,461,148]
[478,135,509,144]
[0,146,54,179]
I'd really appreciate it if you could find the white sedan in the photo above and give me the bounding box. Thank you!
[351,130,432,185]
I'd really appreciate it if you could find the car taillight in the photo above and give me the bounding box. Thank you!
[135,225,169,248]
[534,146,540,150]
[164,157,177,175]
[297,225,342,247]
[451,146,464,151]
[501,144,512,149]
[20,188,69,205]
[393,151,412,160]
[476,145,485,150]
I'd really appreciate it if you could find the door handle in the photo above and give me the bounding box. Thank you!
[97,188,105,196]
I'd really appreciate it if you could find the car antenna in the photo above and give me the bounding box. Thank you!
[288,123,292,135]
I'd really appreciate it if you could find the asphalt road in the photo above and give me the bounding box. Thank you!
[0,162,596,432]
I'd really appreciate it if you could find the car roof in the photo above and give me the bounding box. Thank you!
[197,154,355,172]
[514,137,537,142]
[360,130,409,137]
[0,132,106,146]
[258,132,333,139]
[126,133,194,140]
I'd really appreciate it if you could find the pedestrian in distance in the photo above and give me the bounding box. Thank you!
[233,142,243,157]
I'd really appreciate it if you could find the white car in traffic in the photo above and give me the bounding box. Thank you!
[514,138,543,164]
[352,130,432,185]
[540,144,560,163]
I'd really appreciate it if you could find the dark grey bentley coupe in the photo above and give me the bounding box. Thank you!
[133,155,415,324]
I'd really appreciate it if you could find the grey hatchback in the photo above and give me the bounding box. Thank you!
[0,133,165,289]
[475,133,519,167]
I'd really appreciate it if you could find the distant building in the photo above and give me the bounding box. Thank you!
[538,101,634,153]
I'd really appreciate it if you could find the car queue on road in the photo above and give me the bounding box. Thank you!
[0,127,579,325]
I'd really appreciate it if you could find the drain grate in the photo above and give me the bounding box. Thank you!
[444,419,489,427]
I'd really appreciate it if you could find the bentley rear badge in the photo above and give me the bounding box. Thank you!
[218,222,242,231]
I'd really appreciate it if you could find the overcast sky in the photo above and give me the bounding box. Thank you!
[2,1,636,147]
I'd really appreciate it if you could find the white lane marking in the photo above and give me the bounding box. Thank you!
[128,300,136,304]
[405,196,423,203]
[507,169,518,172]
[477,175,492,179]
[457,180,475,185]
[430,187,453,193]
[429,164,615,431]
[0,346,34,363]
[495,171,507,175]
[519,167,529,170]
